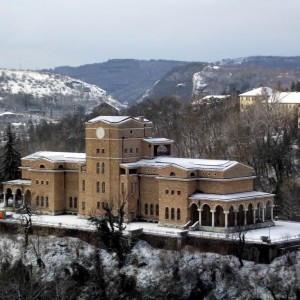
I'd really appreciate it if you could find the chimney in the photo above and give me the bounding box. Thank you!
[138,116,144,122]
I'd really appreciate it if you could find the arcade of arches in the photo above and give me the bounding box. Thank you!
[189,199,274,231]
[2,186,32,207]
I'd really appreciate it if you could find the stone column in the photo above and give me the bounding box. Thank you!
[198,209,202,226]
[224,211,229,228]
[271,205,274,221]
[22,194,25,206]
[262,207,265,222]
[211,210,215,228]
[12,193,16,208]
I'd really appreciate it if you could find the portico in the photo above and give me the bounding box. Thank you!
[188,191,275,232]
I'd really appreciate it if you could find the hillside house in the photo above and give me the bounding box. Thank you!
[239,87,300,127]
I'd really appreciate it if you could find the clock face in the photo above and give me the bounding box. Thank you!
[96,127,105,139]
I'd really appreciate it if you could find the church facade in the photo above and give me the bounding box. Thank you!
[2,116,275,232]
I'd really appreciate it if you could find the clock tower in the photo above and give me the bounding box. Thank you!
[78,116,152,216]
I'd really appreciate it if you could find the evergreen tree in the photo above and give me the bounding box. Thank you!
[0,124,21,182]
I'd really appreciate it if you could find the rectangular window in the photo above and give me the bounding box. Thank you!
[165,190,169,194]
[97,201,101,209]
[96,181,100,193]
[36,196,39,206]
[124,149,128,154]
[177,191,181,195]
[82,202,85,210]
[46,197,49,207]
[101,149,105,154]
[41,181,44,185]
[46,181,49,185]
[69,197,73,208]
[171,190,175,195]
[74,197,77,208]
[36,180,39,184]
[41,197,44,207]
[96,148,100,153]
[136,148,139,153]
[129,148,133,153]
[82,180,85,192]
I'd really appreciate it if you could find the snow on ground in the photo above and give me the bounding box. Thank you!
[4,213,300,243]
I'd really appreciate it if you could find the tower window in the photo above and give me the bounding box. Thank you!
[102,182,105,193]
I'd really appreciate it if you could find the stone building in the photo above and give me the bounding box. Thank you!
[239,87,300,127]
[2,116,275,232]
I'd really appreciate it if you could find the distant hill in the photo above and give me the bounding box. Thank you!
[48,59,188,104]
[0,69,125,115]
[48,56,300,105]
[142,56,300,101]
[220,56,300,70]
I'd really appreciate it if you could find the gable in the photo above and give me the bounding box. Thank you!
[223,163,253,178]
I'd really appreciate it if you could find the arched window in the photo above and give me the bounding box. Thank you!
[45,197,49,207]
[74,197,77,208]
[171,208,175,220]
[170,172,176,177]
[58,165,64,169]
[36,196,39,206]
[96,162,100,174]
[40,164,45,169]
[102,182,105,193]
[150,204,154,215]
[101,162,105,174]
[190,172,196,177]
[41,196,44,207]
[145,203,148,215]
[177,208,181,220]
[165,207,169,219]
[96,181,100,193]
[156,204,159,216]
[69,196,73,208]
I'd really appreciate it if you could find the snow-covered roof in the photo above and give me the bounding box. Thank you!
[3,179,31,185]
[143,138,174,144]
[239,87,273,97]
[0,111,15,117]
[189,191,274,202]
[120,156,237,171]
[86,116,151,125]
[202,95,229,100]
[22,151,86,163]
[87,116,131,124]
[274,92,300,104]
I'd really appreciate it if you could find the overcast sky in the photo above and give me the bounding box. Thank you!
[1,0,299,70]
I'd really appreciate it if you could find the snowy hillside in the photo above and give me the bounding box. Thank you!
[0,69,125,111]
[0,234,299,299]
